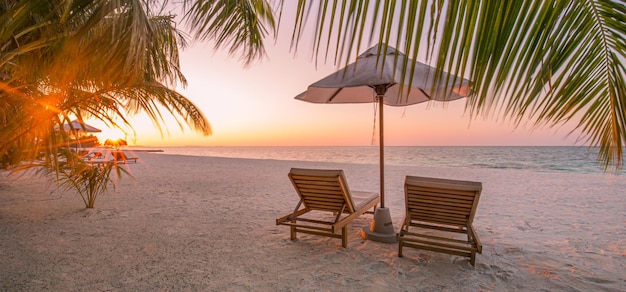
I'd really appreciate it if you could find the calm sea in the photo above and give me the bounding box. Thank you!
[136,146,623,175]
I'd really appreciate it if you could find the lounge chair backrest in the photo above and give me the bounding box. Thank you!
[289,168,356,214]
[404,175,482,228]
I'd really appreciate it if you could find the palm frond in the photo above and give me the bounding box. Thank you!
[1,0,212,168]
[182,0,276,64]
[286,0,626,171]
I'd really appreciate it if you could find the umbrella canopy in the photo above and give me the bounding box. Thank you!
[54,119,102,151]
[54,119,102,133]
[296,44,471,106]
[296,44,472,209]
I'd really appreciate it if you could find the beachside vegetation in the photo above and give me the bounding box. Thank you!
[54,149,129,209]
[0,0,274,162]
[285,0,626,171]
[62,162,117,209]
[0,0,275,206]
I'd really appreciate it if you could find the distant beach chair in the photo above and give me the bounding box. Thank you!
[398,175,483,266]
[276,168,380,247]
[112,151,138,164]
[83,151,103,161]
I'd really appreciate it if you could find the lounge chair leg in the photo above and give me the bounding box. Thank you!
[470,252,476,266]
[341,226,348,247]
[398,240,403,257]
[290,225,297,241]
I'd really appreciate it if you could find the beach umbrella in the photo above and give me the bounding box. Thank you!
[295,43,471,242]
[54,119,102,133]
[54,119,102,150]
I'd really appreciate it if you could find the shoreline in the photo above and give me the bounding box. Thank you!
[1,153,624,290]
[132,146,619,176]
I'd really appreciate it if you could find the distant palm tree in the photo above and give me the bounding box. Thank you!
[286,1,626,171]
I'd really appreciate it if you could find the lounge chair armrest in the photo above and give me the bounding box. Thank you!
[276,208,309,225]
[333,194,379,231]
[350,191,380,211]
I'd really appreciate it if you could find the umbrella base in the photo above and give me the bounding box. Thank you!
[360,207,397,243]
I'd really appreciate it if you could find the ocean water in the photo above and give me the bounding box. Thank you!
[138,146,622,175]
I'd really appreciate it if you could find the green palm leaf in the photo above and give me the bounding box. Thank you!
[182,0,276,64]
[286,0,626,171]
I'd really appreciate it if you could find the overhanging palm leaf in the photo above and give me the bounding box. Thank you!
[182,0,276,65]
[287,0,626,171]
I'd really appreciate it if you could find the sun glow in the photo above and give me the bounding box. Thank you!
[84,34,580,148]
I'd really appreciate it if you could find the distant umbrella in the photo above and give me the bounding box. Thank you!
[54,119,102,133]
[54,119,102,151]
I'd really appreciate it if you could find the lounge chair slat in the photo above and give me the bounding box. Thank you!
[408,222,468,234]
[410,195,474,204]
[407,195,474,207]
[305,202,344,210]
[410,216,468,226]
[407,200,473,212]
[303,200,344,208]
[296,183,342,190]
[400,235,475,251]
[414,216,467,227]
[290,175,340,182]
[292,180,343,187]
[299,189,344,196]
[406,186,475,200]
[402,231,472,245]
[407,201,472,213]
[410,210,468,221]
[300,193,344,200]
[408,204,469,215]
[304,200,344,207]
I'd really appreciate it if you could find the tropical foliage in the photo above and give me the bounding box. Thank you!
[0,0,274,167]
[53,149,129,209]
[0,0,275,207]
[287,0,626,171]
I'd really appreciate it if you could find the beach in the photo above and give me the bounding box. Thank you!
[1,152,624,291]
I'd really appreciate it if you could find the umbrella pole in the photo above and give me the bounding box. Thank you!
[378,95,385,208]
[361,93,397,243]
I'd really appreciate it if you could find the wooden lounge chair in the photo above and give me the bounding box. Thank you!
[276,168,380,247]
[112,151,138,164]
[398,175,483,266]
[83,151,103,161]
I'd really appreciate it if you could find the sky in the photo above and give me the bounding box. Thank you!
[92,4,583,148]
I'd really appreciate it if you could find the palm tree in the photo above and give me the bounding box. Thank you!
[0,0,275,167]
[286,0,626,171]
[0,0,275,207]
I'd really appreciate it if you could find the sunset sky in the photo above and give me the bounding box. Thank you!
[92,5,583,148]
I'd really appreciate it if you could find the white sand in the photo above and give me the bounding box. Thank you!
[1,153,624,291]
